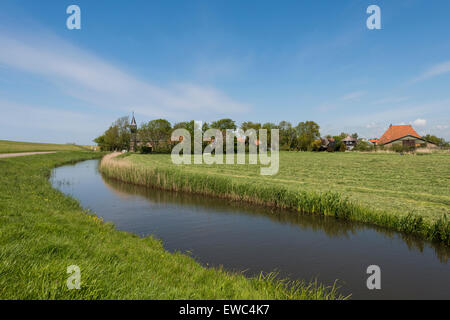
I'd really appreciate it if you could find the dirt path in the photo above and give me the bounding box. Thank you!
[0,152,57,159]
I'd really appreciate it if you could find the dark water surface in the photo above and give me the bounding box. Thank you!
[51,160,450,299]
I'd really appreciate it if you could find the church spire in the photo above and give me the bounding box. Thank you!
[130,112,137,152]
[131,111,137,126]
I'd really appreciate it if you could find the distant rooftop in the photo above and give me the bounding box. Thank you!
[377,125,420,145]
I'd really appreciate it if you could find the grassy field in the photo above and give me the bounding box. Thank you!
[0,152,342,299]
[0,140,93,153]
[100,151,450,245]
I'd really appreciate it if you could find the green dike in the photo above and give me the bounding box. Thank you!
[0,152,343,299]
[99,153,449,246]
[0,140,92,153]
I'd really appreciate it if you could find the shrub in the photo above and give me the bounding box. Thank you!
[138,145,153,154]
[311,139,322,151]
[391,144,415,153]
[353,140,374,152]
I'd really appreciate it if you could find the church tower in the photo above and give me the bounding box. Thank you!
[130,112,137,152]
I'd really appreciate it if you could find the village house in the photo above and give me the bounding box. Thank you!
[341,135,357,150]
[374,124,437,148]
[320,137,336,152]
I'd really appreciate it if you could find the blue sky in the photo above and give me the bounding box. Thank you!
[1,0,449,144]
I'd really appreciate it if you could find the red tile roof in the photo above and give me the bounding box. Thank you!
[377,125,421,145]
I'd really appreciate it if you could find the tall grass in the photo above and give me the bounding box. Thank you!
[0,152,344,299]
[100,153,450,246]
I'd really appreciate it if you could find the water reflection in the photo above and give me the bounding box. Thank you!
[102,175,449,263]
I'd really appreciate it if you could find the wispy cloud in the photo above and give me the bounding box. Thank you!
[340,90,367,101]
[0,32,250,120]
[323,99,450,139]
[345,99,449,125]
[365,121,380,129]
[0,99,108,144]
[316,103,339,112]
[372,96,410,105]
[315,90,367,112]
[412,61,450,83]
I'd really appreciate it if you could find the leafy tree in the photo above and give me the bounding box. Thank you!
[173,121,188,130]
[202,122,210,132]
[173,120,206,153]
[138,119,172,152]
[261,122,279,147]
[94,116,130,151]
[422,134,449,148]
[295,121,320,151]
[262,122,279,131]
[278,121,297,150]
[241,121,261,131]
[174,120,207,134]
[211,118,237,131]
[210,119,237,152]
[114,116,131,150]
[173,121,191,133]
[93,135,105,150]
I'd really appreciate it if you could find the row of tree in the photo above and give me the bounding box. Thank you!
[94,117,324,152]
[94,116,449,152]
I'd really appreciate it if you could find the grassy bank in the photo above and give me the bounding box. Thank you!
[0,140,93,153]
[100,152,450,245]
[0,152,342,299]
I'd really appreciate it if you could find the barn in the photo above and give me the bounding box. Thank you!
[376,124,436,148]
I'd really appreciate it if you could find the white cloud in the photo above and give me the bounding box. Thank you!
[0,99,109,144]
[412,118,427,127]
[412,61,450,82]
[435,124,449,130]
[0,32,250,121]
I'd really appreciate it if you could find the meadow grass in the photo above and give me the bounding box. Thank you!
[0,140,93,153]
[0,152,343,299]
[100,152,450,245]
